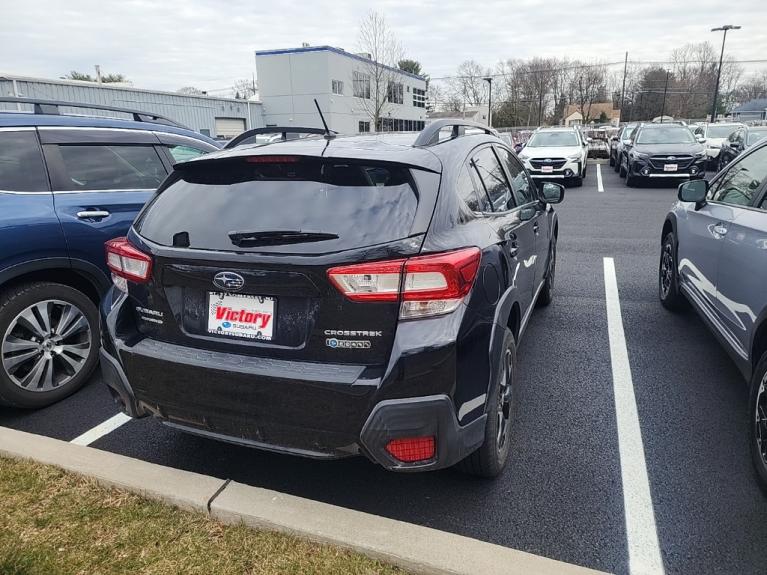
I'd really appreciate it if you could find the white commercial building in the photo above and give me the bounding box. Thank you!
[255,46,428,135]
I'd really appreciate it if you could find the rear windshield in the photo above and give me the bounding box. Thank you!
[636,127,695,144]
[136,158,419,254]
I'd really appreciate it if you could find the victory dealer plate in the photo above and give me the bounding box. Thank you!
[664,163,678,172]
[207,292,275,340]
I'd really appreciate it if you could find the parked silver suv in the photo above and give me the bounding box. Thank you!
[659,138,767,490]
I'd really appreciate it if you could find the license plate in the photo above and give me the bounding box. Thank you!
[207,292,275,340]
[541,166,554,173]
[664,164,678,172]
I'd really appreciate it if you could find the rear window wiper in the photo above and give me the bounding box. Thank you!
[228,230,339,247]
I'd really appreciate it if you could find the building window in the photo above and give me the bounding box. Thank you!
[358,121,370,133]
[332,80,344,95]
[413,88,426,108]
[387,82,404,104]
[353,72,371,99]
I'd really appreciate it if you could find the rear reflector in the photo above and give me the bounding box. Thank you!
[327,247,481,319]
[105,237,152,289]
[385,436,436,463]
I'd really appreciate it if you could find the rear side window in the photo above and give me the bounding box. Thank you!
[456,164,489,212]
[137,159,419,254]
[0,131,48,191]
[168,145,208,163]
[56,145,166,191]
[472,147,513,211]
[495,147,535,205]
[711,146,767,207]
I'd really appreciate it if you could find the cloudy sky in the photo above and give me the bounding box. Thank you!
[3,0,766,94]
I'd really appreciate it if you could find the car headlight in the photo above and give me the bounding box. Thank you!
[567,153,581,161]
[631,151,650,160]
[694,150,706,158]
[707,144,720,149]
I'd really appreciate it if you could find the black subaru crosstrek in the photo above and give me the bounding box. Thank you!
[99,121,564,476]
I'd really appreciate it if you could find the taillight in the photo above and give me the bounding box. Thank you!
[105,237,152,291]
[327,247,481,319]
[385,436,436,463]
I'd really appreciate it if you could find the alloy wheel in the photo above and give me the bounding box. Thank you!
[496,348,513,452]
[660,242,674,298]
[756,375,767,469]
[1,299,92,392]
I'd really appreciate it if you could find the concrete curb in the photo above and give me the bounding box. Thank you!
[0,426,608,575]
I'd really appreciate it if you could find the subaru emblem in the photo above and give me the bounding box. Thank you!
[667,156,676,161]
[213,271,245,292]
[544,158,552,163]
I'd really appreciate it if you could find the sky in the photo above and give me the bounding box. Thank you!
[3,0,766,95]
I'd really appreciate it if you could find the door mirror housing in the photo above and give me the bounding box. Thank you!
[540,182,565,204]
[696,135,707,144]
[678,179,708,206]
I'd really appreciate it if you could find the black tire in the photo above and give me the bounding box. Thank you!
[571,176,583,187]
[609,153,615,167]
[457,328,516,478]
[749,352,767,494]
[582,162,588,179]
[0,282,99,408]
[537,236,557,307]
[619,157,627,178]
[659,232,686,311]
[614,153,621,173]
[625,164,639,187]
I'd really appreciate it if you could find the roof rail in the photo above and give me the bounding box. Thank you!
[224,126,336,149]
[413,119,499,147]
[0,96,186,128]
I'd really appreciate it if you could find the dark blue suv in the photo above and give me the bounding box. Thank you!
[0,98,219,408]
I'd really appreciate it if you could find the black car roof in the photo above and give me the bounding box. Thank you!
[181,127,511,174]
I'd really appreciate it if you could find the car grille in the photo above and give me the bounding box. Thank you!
[530,158,567,170]
[649,155,694,170]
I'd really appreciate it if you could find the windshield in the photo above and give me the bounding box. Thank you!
[622,126,636,140]
[707,125,740,138]
[527,132,580,147]
[636,126,696,145]
[748,130,767,146]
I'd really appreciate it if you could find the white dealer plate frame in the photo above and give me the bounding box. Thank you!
[207,292,276,341]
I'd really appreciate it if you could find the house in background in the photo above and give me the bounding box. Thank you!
[563,102,620,126]
[731,98,767,122]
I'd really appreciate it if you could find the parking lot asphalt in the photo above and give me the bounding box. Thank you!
[2,161,766,575]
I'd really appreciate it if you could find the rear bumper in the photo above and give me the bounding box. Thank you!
[99,290,491,472]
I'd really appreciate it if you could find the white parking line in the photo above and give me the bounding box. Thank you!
[596,163,604,192]
[603,257,664,575]
[70,412,132,446]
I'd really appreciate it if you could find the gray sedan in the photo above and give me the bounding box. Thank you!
[659,139,767,491]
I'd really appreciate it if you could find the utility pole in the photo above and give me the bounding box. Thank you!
[620,52,628,123]
[660,70,670,123]
[483,77,493,127]
[710,25,741,122]
[94,64,102,84]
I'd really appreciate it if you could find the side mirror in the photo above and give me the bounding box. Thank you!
[696,136,706,144]
[514,143,525,153]
[678,179,708,206]
[540,182,565,204]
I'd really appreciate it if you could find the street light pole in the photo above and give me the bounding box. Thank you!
[483,77,493,128]
[710,24,741,122]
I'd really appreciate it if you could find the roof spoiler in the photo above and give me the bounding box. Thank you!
[224,126,336,149]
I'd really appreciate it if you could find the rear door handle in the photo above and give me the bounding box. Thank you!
[76,210,110,220]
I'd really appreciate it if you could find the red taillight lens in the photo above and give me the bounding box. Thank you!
[105,237,152,287]
[385,436,436,463]
[327,247,481,319]
[327,259,405,302]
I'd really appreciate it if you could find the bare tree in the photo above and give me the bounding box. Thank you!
[354,11,404,131]
[733,70,767,103]
[233,78,257,99]
[571,63,608,125]
[446,60,490,109]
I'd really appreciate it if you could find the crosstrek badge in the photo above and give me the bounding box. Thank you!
[207,292,275,340]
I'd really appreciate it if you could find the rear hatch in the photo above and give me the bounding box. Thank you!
[128,154,440,366]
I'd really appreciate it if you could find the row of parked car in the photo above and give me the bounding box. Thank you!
[610,120,767,186]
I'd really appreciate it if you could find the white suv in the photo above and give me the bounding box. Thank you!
[693,122,744,166]
[518,127,588,187]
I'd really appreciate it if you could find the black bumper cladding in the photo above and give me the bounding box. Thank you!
[360,395,486,472]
